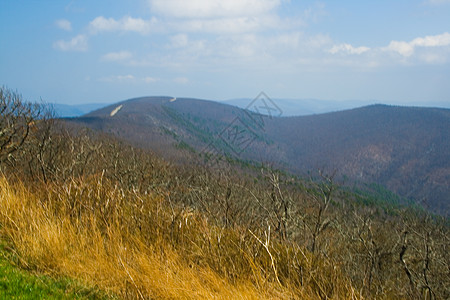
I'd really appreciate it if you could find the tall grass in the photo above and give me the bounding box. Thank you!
[0,175,359,299]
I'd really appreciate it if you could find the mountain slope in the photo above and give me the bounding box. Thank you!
[67,98,450,214]
[68,97,262,162]
[264,105,450,213]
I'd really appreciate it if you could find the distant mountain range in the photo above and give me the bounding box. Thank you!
[222,98,450,116]
[50,103,110,118]
[65,97,450,214]
[223,98,373,116]
[51,98,450,118]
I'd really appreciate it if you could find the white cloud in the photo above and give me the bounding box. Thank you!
[55,19,72,31]
[154,31,336,73]
[101,51,133,62]
[150,0,280,18]
[86,12,281,37]
[114,74,135,81]
[89,16,157,34]
[171,15,281,34]
[231,43,255,57]
[324,33,450,67]
[143,76,158,83]
[174,77,189,84]
[148,0,287,34]
[99,74,135,82]
[386,32,450,57]
[329,43,370,55]
[412,32,450,47]
[169,34,189,48]
[55,1,450,73]
[98,75,159,83]
[53,34,88,51]
[386,41,414,57]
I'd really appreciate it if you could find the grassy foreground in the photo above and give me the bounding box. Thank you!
[0,175,358,299]
[0,242,109,299]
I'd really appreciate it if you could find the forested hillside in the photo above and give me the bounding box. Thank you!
[265,105,450,214]
[70,97,450,215]
[1,86,449,299]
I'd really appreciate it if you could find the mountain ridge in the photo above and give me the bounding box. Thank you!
[66,97,450,214]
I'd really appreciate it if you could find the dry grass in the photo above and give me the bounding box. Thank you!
[0,175,359,299]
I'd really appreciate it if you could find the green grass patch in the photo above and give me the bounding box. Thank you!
[0,242,112,300]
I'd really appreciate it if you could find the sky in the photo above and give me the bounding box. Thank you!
[1,0,450,107]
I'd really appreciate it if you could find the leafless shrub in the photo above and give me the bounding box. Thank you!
[0,86,43,164]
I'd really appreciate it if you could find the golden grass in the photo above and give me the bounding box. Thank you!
[0,176,360,299]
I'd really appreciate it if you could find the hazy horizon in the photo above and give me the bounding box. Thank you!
[49,95,450,119]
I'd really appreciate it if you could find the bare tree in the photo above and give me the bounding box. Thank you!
[0,86,42,164]
[265,168,290,240]
[307,169,336,253]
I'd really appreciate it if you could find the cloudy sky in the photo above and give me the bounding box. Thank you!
[1,0,450,106]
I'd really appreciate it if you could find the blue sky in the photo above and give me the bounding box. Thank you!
[1,0,450,106]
